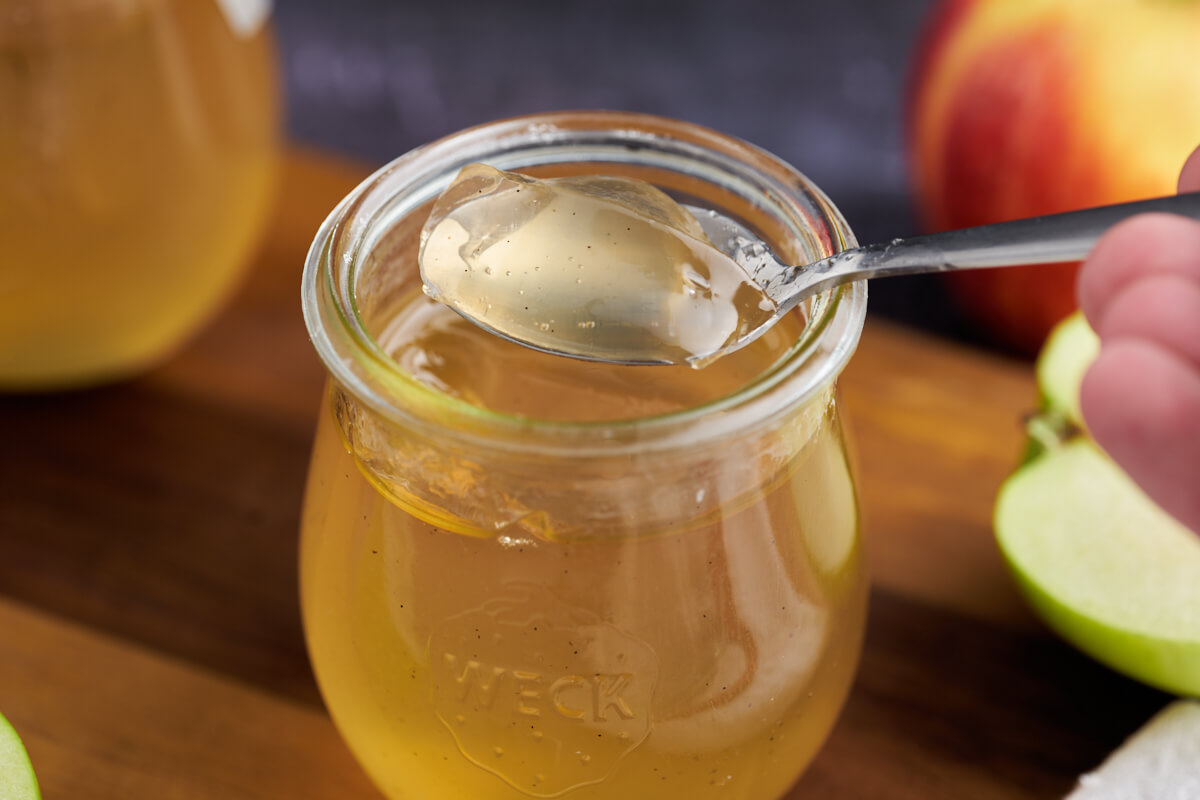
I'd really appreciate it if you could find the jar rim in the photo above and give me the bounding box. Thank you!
[302,111,867,456]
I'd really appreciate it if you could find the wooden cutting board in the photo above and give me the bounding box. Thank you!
[0,150,1168,799]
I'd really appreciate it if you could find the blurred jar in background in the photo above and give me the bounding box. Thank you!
[0,0,280,388]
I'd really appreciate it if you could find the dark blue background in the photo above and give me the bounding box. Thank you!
[272,0,979,342]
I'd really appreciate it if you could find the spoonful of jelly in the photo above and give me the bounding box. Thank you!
[419,163,1200,367]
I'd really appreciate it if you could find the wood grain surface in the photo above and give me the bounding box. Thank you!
[0,150,1168,799]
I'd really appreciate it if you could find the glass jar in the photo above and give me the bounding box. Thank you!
[300,111,868,800]
[0,0,279,388]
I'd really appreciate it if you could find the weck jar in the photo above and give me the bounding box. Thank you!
[300,111,869,800]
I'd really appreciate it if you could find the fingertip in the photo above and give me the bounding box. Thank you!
[1082,338,1200,449]
[1077,215,1161,327]
[1178,144,1200,194]
[1091,273,1200,368]
[1081,339,1200,534]
[1077,214,1200,332]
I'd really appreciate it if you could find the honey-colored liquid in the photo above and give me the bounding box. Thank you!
[0,0,278,387]
[419,164,776,367]
[302,284,867,798]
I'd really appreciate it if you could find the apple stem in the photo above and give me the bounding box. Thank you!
[1023,411,1083,461]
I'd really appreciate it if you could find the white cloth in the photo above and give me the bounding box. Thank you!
[1067,701,1200,800]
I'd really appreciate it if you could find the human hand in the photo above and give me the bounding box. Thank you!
[1076,146,1200,535]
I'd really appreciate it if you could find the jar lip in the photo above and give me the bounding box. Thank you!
[302,111,866,453]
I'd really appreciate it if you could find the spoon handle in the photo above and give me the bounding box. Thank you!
[793,191,1200,304]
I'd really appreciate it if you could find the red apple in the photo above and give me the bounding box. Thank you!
[908,0,1200,355]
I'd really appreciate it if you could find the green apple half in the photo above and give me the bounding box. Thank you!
[995,313,1200,696]
[0,712,40,800]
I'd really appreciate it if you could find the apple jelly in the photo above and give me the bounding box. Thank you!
[418,163,775,366]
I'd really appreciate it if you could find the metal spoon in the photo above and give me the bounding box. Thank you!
[443,191,1200,365]
[683,191,1200,362]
